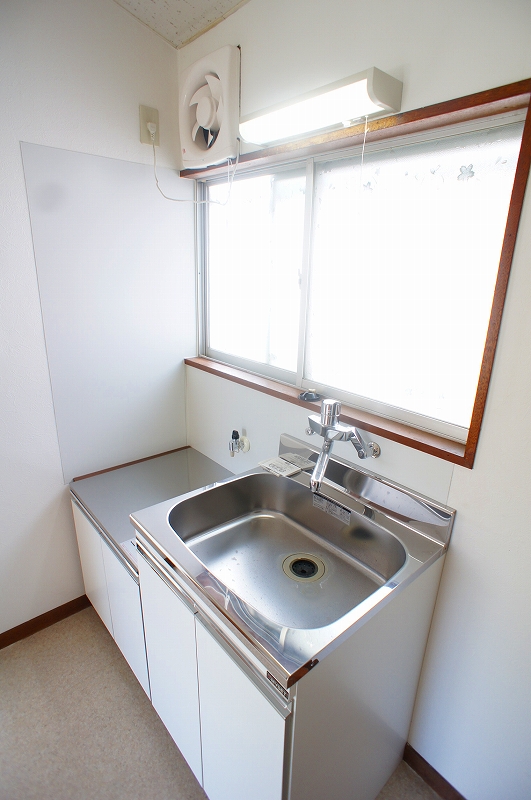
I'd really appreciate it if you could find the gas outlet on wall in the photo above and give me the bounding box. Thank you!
[229,430,250,457]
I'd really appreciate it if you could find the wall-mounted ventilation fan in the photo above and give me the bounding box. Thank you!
[179,45,240,170]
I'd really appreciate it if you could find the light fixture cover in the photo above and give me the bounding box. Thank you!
[239,67,402,146]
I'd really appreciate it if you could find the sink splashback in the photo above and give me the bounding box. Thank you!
[279,434,454,546]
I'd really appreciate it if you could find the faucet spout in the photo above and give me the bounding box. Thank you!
[307,399,381,493]
[309,435,333,493]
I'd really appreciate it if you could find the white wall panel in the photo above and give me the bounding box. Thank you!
[22,143,195,482]
[0,0,180,633]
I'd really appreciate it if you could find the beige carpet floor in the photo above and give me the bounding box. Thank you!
[0,607,440,800]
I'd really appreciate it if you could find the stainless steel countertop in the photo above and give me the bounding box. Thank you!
[70,448,233,573]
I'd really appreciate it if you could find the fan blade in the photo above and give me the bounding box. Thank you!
[205,74,222,103]
[189,83,210,107]
[191,121,201,141]
[206,129,219,149]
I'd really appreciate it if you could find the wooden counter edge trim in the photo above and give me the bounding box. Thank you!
[181,78,531,180]
[72,446,191,482]
[185,357,467,466]
[0,595,91,651]
[404,743,467,800]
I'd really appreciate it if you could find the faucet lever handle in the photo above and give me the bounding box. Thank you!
[321,399,341,427]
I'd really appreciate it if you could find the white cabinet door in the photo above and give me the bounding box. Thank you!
[100,541,150,696]
[196,620,287,800]
[138,556,203,784]
[72,502,113,636]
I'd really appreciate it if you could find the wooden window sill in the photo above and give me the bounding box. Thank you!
[185,357,471,467]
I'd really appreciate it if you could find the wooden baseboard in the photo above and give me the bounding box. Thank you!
[0,595,91,650]
[404,743,467,800]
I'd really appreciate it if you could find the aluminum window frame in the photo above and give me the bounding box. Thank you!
[200,111,526,443]
[190,79,531,466]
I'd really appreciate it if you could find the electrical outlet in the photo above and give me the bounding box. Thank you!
[139,105,160,145]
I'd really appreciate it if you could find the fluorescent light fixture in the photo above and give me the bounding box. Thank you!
[239,67,403,146]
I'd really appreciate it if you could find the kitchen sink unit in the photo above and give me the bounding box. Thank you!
[131,435,455,800]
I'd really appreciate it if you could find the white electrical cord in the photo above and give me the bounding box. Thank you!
[360,114,369,189]
[148,124,240,206]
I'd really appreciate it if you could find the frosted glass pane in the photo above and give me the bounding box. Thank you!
[306,122,523,428]
[208,171,305,372]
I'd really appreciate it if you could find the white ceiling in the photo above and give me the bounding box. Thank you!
[113,0,249,48]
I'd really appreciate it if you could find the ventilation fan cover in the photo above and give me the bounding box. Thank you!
[179,45,240,170]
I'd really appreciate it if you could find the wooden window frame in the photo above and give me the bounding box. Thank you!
[182,79,531,469]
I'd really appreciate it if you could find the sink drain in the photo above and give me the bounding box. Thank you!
[282,553,325,582]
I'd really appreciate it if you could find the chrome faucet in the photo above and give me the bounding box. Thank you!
[306,399,381,493]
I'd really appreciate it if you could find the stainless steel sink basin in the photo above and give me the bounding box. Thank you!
[168,472,406,630]
[131,434,455,689]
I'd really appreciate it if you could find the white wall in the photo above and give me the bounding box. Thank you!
[409,204,531,799]
[186,367,455,503]
[180,1,531,798]
[0,0,188,632]
[22,143,195,483]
